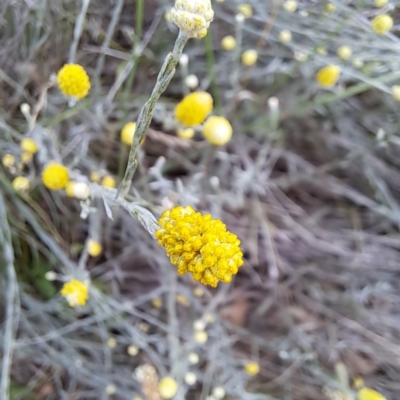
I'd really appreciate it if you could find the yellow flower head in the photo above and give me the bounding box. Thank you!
[325,2,336,13]
[177,127,195,139]
[20,138,38,155]
[283,0,297,12]
[42,163,69,190]
[170,0,214,38]
[101,175,116,188]
[57,63,91,100]
[2,154,15,168]
[155,205,244,287]
[88,239,102,257]
[121,122,144,146]
[279,30,292,43]
[61,279,88,307]
[221,35,236,51]
[175,91,213,127]
[357,387,387,400]
[337,45,352,60]
[371,14,393,35]
[316,65,341,88]
[237,3,253,19]
[12,176,30,192]
[203,116,233,146]
[374,0,388,8]
[244,361,260,376]
[21,152,33,164]
[242,49,258,66]
[158,377,178,399]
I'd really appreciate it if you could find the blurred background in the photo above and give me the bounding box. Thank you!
[1,0,400,399]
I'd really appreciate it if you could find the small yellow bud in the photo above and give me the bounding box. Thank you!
[241,49,258,66]
[88,239,102,257]
[139,322,149,332]
[357,387,387,400]
[279,30,292,43]
[21,152,33,164]
[90,171,100,183]
[20,138,38,155]
[176,293,190,306]
[185,372,197,385]
[2,154,15,168]
[244,361,260,376]
[337,45,352,60]
[353,377,365,389]
[237,4,253,19]
[392,85,400,101]
[152,298,163,308]
[212,386,226,399]
[177,127,195,139]
[57,64,91,100]
[188,352,199,364]
[221,35,236,51]
[61,279,89,307]
[374,0,388,7]
[127,345,139,356]
[194,330,208,343]
[352,58,364,68]
[193,287,204,297]
[325,3,336,13]
[107,337,117,348]
[101,175,116,188]
[158,377,178,400]
[42,163,69,190]
[316,65,341,88]
[371,14,393,35]
[121,122,137,146]
[175,92,213,127]
[203,116,233,146]
[283,0,297,12]
[12,176,30,192]
[106,384,116,395]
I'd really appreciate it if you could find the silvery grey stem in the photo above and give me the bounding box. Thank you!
[118,30,189,198]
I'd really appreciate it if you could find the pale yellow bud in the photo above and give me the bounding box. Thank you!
[12,176,30,192]
[177,127,195,139]
[188,352,199,364]
[374,0,388,7]
[185,74,199,89]
[241,49,258,66]
[2,154,15,168]
[212,387,226,399]
[279,30,292,43]
[283,1,297,12]
[337,45,352,60]
[185,372,197,385]
[392,85,400,102]
[158,377,178,399]
[88,239,102,257]
[221,35,236,51]
[244,361,260,376]
[107,337,117,348]
[194,330,208,343]
[127,345,139,356]
[203,116,233,146]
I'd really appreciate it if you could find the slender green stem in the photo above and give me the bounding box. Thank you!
[118,30,189,198]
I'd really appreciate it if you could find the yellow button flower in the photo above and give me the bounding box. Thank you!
[316,65,341,88]
[279,30,292,43]
[158,377,178,399]
[371,14,393,35]
[337,45,352,60]
[221,35,236,51]
[20,138,38,155]
[61,279,88,307]
[283,0,297,12]
[21,152,33,164]
[88,239,102,257]
[121,122,145,146]
[2,154,15,168]
[170,0,214,38]
[374,0,388,8]
[244,361,260,376]
[325,2,336,12]
[177,127,195,139]
[42,163,69,190]
[57,63,91,100]
[241,49,258,66]
[203,116,233,146]
[156,205,244,287]
[175,92,213,127]
[237,4,253,19]
[101,175,116,188]
[358,387,387,400]
[12,176,30,192]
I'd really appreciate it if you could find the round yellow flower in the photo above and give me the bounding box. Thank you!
[337,45,352,60]
[20,138,38,155]
[42,163,69,190]
[155,205,244,287]
[203,116,233,146]
[127,345,139,356]
[177,127,195,139]
[221,35,236,51]
[61,279,88,307]
[325,2,336,12]
[170,0,214,38]
[2,154,15,168]
[158,377,178,400]
[357,387,387,400]
[88,239,102,257]
[21,152,33,164]
[279,30,292,43]
[371,14,393,35]
[121,122,145,146]
[374,0,388,7]
[194,330,208,343]
[242,49,258,66]
[12,176,30,192]
[57,63,91,100]
[237,3,253,18]
[244,361,260,376]
[316,65,341,88]
[152,298,163,308]
[175,92,213,127]
[283,0,297,12]
[107,337,117,348]
[101,175,116,188]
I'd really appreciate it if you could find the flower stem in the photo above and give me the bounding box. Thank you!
[118,30,189,198]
